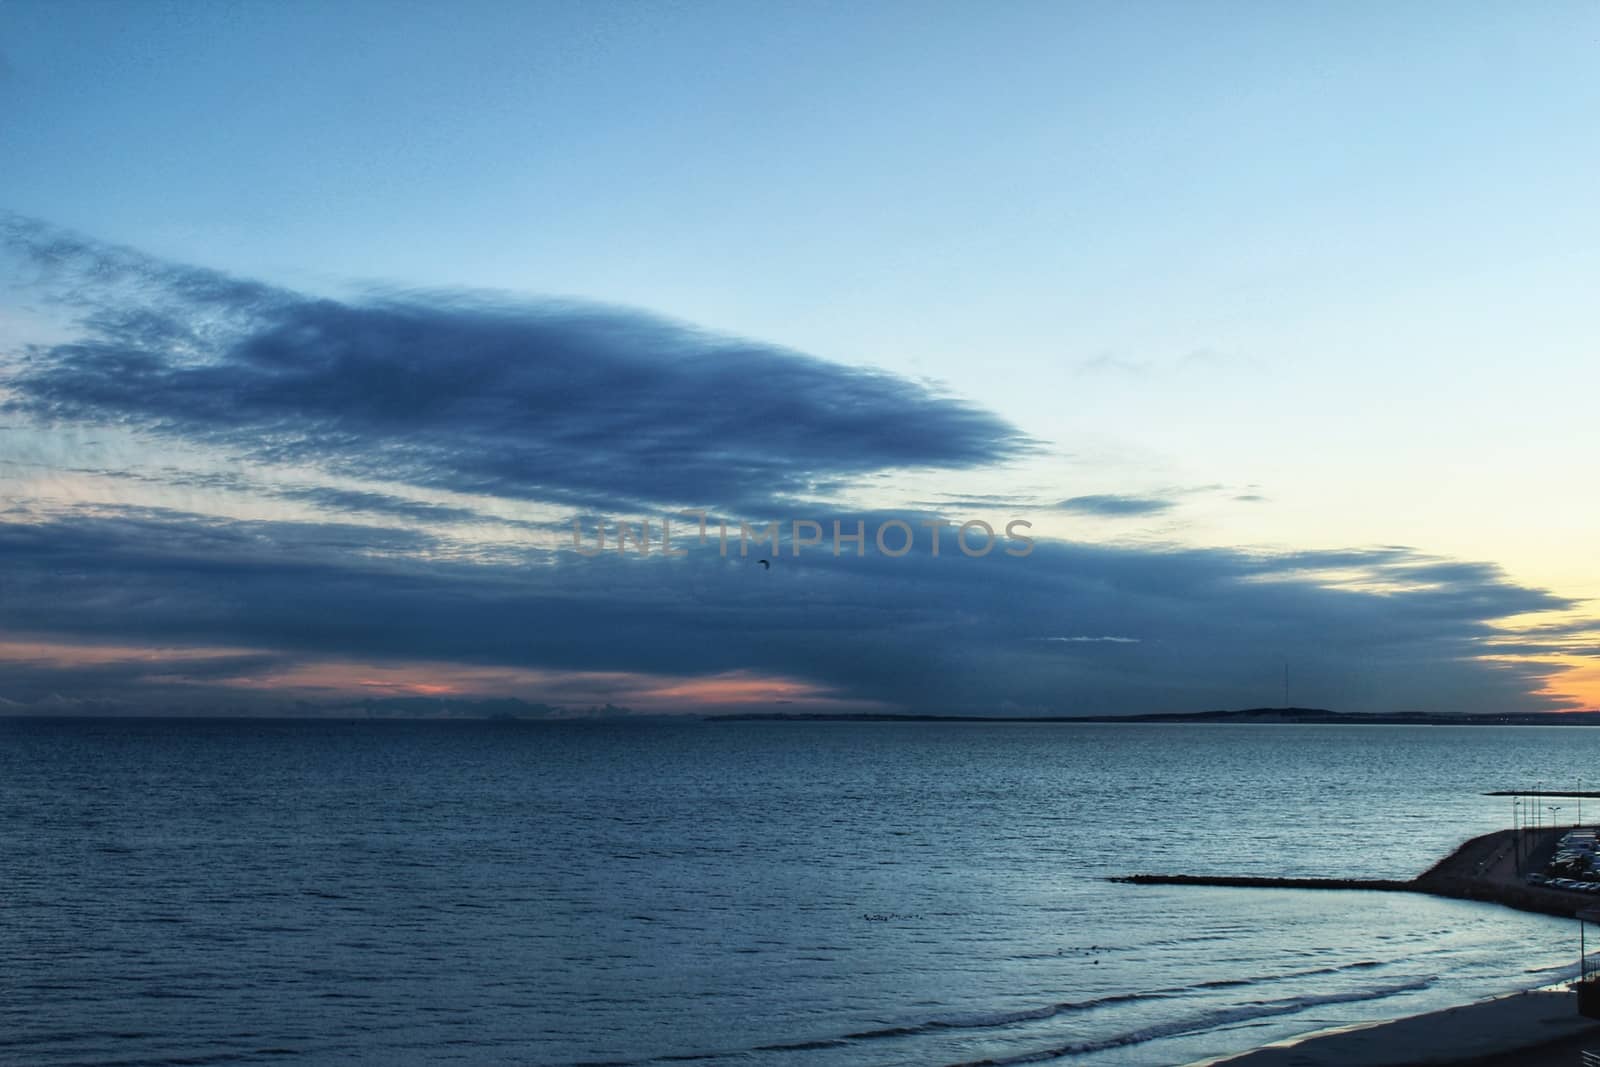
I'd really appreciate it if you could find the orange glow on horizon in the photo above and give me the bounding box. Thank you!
[0,635,1588,715]
[357,678,456,696]
[0,638,258,666]
[239,660,877,713]
[1538,657,1600,714]
[638,674,834,705]
[0,637,867,713]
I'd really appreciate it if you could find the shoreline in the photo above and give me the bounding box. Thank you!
[1137,827,1600,1065]
[1189,988,1600,1066]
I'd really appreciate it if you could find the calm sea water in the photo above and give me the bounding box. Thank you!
[1,719,1591,1066]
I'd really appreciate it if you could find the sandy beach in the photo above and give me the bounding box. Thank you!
[1135,826,1600,1063]
[1194,989,1600,1066]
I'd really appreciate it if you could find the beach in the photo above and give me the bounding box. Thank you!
[1197,989,1600,1066]
[1147,823,1600,1065]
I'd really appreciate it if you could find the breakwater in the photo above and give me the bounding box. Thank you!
[1113,827,1592,919]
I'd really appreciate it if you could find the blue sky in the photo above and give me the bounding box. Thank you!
[2,2,1597,715]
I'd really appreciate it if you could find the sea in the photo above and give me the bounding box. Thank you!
[2,718,1592,1066]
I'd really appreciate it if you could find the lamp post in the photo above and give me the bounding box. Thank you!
[1514,796,1523,874]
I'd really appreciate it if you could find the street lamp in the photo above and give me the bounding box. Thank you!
[1514,796,1523,874]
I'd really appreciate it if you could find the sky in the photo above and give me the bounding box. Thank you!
[1,1,1597,716]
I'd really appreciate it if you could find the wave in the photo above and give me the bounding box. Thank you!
[842,957,1394,1041]
[559,961,1424,1067]
[937,977,1438,1067]
[837,989,1168,1041]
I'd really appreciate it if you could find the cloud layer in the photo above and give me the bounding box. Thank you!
[1,218,1594,717]
[3,216,1031,514]
[0,504,1586,715]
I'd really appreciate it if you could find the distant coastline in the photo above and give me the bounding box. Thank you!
[7,707,1598,725]
[706,707,1600,726]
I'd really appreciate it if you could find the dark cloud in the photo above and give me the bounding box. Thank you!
[0,507,1586,716]
[0,649,294,710]
[1056,494,1175,517]
[3,217,1033,514]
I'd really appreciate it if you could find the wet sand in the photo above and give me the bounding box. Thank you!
[1194,989,1600,1066]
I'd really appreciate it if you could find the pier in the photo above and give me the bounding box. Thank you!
[1113,827,1594,919]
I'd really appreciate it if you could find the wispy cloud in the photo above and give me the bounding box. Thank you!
[1037,636,1142,644]
[1055,494,1174,517]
